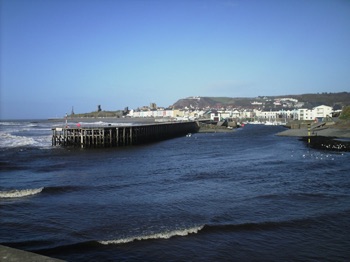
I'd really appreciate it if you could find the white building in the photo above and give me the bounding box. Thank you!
[255,110,279,121]
[254,109,295,121]
[313,105,333,119]
[298,105,333,120]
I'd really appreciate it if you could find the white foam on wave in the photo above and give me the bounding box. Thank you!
[0,132,52,148]
[0,132,36,147]
[19,127,50,132]
[0,187,44,198]
[26,123,39,127]
[0,122,23,126]
[0,121,52,148]
[99,225,204,245]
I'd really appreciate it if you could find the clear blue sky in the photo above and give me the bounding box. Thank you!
[1,0,350,119]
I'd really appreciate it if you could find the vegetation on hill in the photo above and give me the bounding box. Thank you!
[173,92,350,110]
[340,106,350,120]
[278,92,350,109]
[173,97,253,109]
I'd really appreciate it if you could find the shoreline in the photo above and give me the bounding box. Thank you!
[276,127,350,138]
[277,126,350,151]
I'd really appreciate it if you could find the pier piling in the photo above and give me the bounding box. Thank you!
[52,121,199,148]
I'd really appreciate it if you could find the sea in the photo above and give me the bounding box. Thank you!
[1,119,350,261]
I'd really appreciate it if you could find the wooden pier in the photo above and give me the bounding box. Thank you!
[52,121,199,148]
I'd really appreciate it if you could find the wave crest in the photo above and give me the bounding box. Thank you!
[99,225,204,245]
[0,132,51,148]
[0,187,44,198]
[0,132,36,147]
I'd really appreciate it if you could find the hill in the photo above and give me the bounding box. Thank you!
[173,96,253,109]
[172,92,350,110]
[276,92,350,109]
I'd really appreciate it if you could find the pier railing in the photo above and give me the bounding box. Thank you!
[52,121,199,148]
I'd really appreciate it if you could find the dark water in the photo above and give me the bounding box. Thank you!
[1,120,350,261]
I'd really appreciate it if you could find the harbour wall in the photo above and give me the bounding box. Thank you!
[52,121,200,148]
[0,245,64,262]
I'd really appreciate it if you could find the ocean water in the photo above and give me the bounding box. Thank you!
[1,120,350,261]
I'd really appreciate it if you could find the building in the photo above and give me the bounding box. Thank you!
[298,105,333,121]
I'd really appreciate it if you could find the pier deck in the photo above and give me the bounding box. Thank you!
[52,121,199,148]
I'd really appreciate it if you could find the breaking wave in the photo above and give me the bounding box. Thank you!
[99,225,204,245]
[0,132,51,148]
[98,216,332,246]
[27,211,350,257]
[0,132,36,147]
[0,121,23,126]
[0,187,44,198]
[0,186,87,199]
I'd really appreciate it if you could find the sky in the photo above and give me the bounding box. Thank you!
[1,0,350,119]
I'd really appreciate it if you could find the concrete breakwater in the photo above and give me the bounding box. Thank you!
[52,121,199,148]
[277,122,350,151]
[300,136,350,151]
[0,245,64,262]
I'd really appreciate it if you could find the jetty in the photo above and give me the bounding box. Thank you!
[52,121,199,148]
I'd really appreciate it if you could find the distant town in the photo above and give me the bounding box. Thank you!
[70,92,350,123]
[128,98,335,123]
